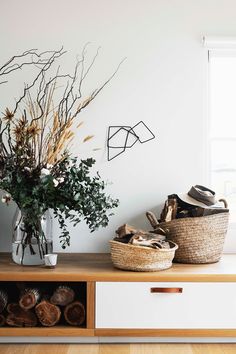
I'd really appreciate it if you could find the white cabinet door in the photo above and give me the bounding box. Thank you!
[96,282,236,329]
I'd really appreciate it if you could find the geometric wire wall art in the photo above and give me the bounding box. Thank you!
[107,120,155,161]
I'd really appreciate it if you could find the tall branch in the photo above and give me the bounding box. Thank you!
[0,45,126,167]
[13,47,66,114]
[72,57,127,119]
[0,49,65,85]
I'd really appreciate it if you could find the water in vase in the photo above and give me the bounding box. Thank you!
[12,239,53,266]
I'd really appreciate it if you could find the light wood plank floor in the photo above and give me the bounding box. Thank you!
[0,344,236,354]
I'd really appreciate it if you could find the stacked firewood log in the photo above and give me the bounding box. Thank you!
[0,290,7,326]
[0,284,85,327]
[159,193,228,221]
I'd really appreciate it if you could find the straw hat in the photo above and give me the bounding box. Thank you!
[178,185,220,208]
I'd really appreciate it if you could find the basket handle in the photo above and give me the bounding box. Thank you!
[150,287,183,294]
[218,198,228,208]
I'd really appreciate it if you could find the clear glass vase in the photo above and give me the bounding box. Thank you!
[12,209,53,266]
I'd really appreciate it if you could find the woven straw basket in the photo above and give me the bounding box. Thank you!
[159,212,229,264]
[110,240,178,272]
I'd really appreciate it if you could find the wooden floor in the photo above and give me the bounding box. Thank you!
[0,344,236,354]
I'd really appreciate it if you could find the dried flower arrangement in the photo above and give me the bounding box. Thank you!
[0,46,121,263]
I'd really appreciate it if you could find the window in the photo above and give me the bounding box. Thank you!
[209,51,236,223]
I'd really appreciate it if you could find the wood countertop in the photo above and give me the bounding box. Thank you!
[0,253,236,281]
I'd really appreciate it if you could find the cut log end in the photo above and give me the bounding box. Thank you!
[115,224,137,238]
[50,286,75,306]
[6,303,37,327]
[19,288,40,310]
[0,290,8,313]
[0,314,5,327]
[19,293,37,310]
[35,301,61,327]
[64,301,85,326]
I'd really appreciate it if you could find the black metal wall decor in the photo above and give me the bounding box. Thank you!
[107,121,155,161]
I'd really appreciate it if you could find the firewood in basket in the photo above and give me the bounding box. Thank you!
[169,198,177,220]
[0,314,5,326]
[50,286,75,306]
[35,300,61,327]
[6,303,37,327]
[64,301,85,326]
[177,209,191,218]
[114,234,134,243]
[115,224,138,238]
[160,200,168,222]
[129,232,166,242]
[19,288,40,310]
[160,198,178,222]
[129,234,170,249]
[151,227,168,236]
[0,290,8,313]
[146,211,159,229]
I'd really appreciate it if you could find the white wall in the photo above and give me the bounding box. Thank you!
[0,0,236,253]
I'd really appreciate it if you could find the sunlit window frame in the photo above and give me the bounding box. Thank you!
[208,49,236,227]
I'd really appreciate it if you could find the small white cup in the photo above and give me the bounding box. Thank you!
[44,254,58,268]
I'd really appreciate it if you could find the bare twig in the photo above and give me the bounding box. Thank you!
[0,45,125,168]
[72,56,127,119]
[13,47,66,114]
[0,49,66,85]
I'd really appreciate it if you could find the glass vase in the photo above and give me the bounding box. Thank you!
[12,209,53,266]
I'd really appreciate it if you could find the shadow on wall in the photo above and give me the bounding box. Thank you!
[122,204,163,232]
[0,192,17,252]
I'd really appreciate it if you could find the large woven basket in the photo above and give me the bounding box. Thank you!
[159,212,229,264]
[110,240,178,272]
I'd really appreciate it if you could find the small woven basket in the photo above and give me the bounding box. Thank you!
[159,212,229,264]
[110,240,178,272]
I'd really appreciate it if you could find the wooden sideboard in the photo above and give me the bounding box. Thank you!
[1,253,236,337]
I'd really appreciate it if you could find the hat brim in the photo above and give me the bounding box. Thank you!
[178,193,221,209]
